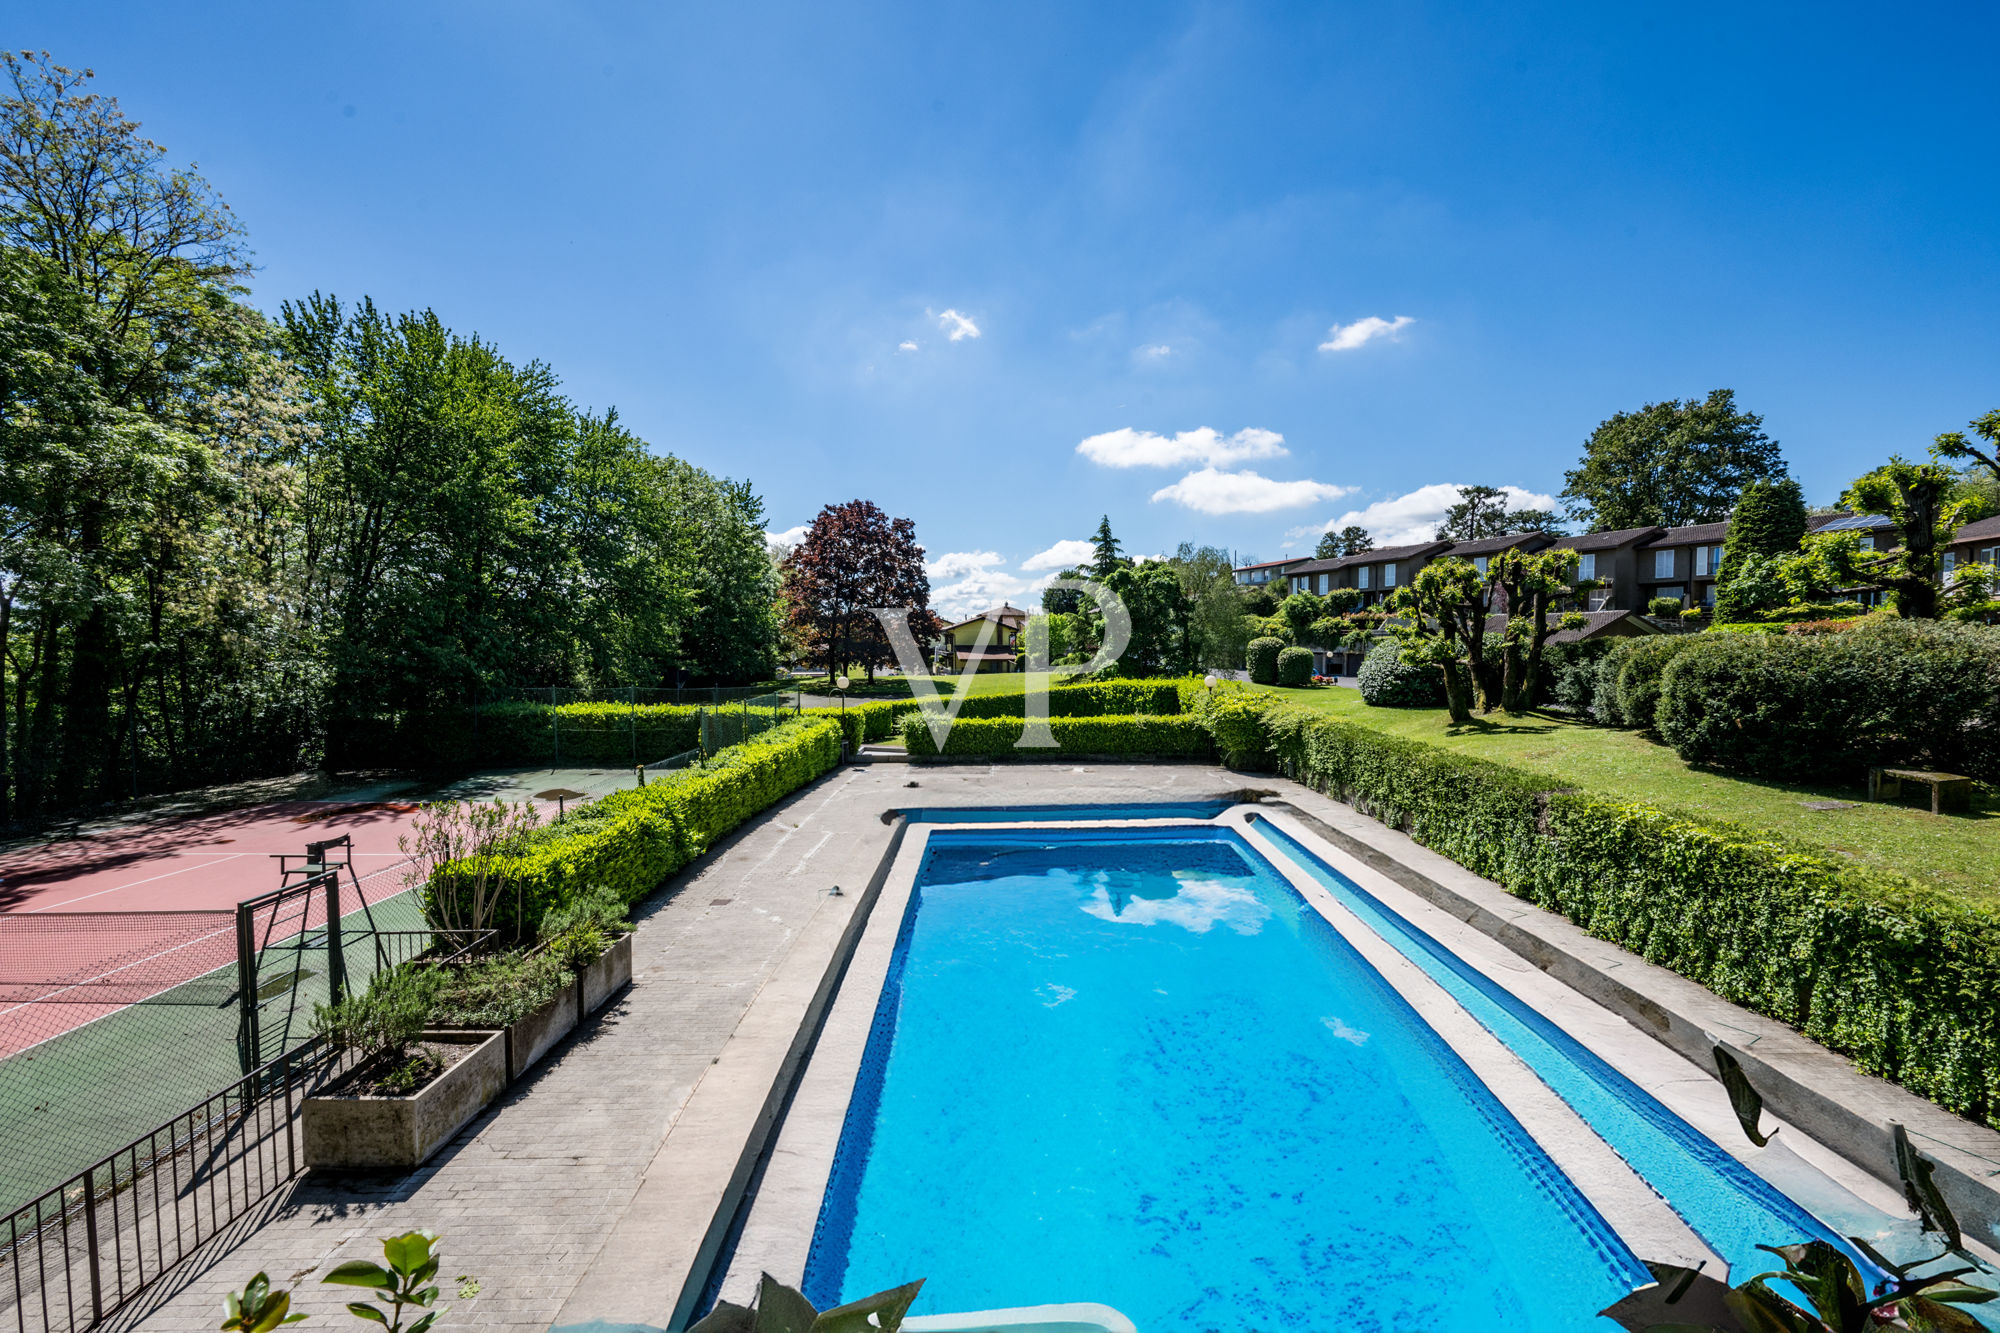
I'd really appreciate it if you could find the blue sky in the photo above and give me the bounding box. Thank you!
[29,2,2000,616]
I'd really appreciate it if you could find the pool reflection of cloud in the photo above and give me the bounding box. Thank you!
[1080,877,1271,935]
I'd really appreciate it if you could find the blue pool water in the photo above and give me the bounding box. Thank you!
[804,827,1650,1331]
[1248,817,1879,1285]
[899,801,1236,824]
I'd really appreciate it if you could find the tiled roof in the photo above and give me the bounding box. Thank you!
[1639,521,1731,547]
[1949,515,2000,543]
[1324,540,1453,570]
[1444,531,1557,557]
[1482,608,1659,644]
[1553,525,1665,552]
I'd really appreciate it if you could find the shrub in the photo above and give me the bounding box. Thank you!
[1247,637,1283,684]
[1276,646,1314,687]
[423,950,573,1028]
[426,717,843,935]
[899,714,1211,759]
[1655,618,2000,781]
[1539,639,1616,712]
[1646,596,1683,618]
[1187,687,1279,769]
[1249,701,2000,1129]
[1607,635,1697,730]
[1355,641,1445,708]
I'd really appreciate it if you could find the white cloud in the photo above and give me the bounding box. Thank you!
[937,308,981,341]
[926,550,1004,580]
[1077,426,1289,470]
[930,568,1056,623]
[1136,343,1172,359]
[898,340,919,353]
[1286,483,1558,547]
[765,524,809,553]
[1151,468,1356,515]
[1022,539,1096,571]
[1319,315,1416,352]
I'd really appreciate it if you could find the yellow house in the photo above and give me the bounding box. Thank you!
[940,604,1027,673]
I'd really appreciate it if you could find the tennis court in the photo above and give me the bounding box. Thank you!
[0,766,640,1213]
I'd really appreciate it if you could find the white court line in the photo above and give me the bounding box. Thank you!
[786,832,834,877]
[21,853,252,913]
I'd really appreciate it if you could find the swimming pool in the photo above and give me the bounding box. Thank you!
[801,826,1652,1331]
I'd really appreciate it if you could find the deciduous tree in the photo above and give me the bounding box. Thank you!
[1561,389,1786,531]
[778,500,939,680]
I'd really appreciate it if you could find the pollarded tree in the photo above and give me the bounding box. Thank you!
[1825,460,1994,619]
[779,500,941,680]
[1934,409,2000,488]
[1561,389,1786,531]
[1490,547,1585,714]
[1388,559,1486,723]
[1713,477,1807,622]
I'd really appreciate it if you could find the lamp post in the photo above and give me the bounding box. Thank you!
[836,674,850,713]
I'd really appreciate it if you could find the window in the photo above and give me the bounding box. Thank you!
[1857,534,1875,552]
[1317,574,1329,594]
[1576,553,1596,582]
[1981,546,1998,566]
[1693,544,1723,577]
[1653,549,1676,579]
[1473,556,1488,575]
[1381,562,1397,588]
[1357,565,1371,590]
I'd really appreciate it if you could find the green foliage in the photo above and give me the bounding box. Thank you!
[1247,701,2000,1128]
[1246,637,1283,684]
[323,1232,456,1333]
[1647,595,1684,617]
[1276,646,1314,687]
[426,718,842,936]
[1837,458,1996,619]
[1655,620,2000,781]
[421,952,572,1029]
[1605,635,1697,730]
[690,1272,924,1333]
[899,714,1211,758]
[1561,388,1785,531]
[1602,1240,1995,1331]
[1715,478,1808,622]
[221,1274,308,1333]
[1356,641,1446,709]
[1323,587,1363,614]
[1279,591,1323,639]
[1186,686,1279,769]
[311,965,437,1065]
[1539,639,1617,711]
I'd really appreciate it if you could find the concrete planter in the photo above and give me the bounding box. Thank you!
[433,983,580,1082]
[580,932,634,1016]
[303,1032,506,1170]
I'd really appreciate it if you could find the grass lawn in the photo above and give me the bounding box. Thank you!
[1247,683,2000,911]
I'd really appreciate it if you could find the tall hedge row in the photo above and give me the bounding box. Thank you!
[1251,701,2000,1127]
[900,714,1212,758]
[807,679,1194,749]
[426,717,843,935]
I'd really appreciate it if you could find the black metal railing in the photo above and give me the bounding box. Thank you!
[0,1040,356,1333]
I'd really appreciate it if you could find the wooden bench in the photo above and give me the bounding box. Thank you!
[1868,767,1975,815]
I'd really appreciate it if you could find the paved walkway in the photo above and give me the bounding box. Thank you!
[113,761,1242,1333]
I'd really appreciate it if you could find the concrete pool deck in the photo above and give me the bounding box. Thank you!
[105,760,2000,1333]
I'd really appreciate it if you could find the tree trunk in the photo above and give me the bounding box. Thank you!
[1440,660,1473,724]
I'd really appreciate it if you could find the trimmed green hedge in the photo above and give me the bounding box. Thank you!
[1356,642,1445,707]
[1247,637,1283,685]
[900,714,1212,759]
[1251,701,2000,1128]
[806,679,1193,749]
[1276,646,1314,687]
[426,717,843,935]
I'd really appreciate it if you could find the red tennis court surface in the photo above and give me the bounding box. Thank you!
[0,799,424,915]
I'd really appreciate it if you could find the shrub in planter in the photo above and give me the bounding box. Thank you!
[1276,646,1314,687]
[311,966,443,1093]
[1646,596,1683,618]
[1246,637,1283,685]
[1356,642,1445,708]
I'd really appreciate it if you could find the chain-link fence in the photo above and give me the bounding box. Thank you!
[0,861,424,1217]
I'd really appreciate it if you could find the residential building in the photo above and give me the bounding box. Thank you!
[1634,522,1732,610]
[1804,512,1901,607]
[939,604,1027,673]
[1483,608,1659,644]
[1232,556,1311,587]
[1942,515,2000,586]
[1286,540,1454,607]
[1551,526,1665,611]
